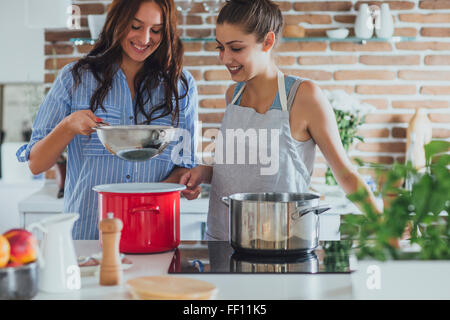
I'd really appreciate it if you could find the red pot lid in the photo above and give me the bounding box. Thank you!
[92,183,186,194]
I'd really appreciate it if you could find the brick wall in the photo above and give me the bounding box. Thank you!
[44,0,450,183]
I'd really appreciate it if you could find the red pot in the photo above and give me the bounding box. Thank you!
[93,183,186,253]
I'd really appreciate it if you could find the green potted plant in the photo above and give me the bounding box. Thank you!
[341,140,450,261]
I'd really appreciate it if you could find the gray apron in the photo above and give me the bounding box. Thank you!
[207,71,317,241]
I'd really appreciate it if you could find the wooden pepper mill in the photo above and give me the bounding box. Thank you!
[99,213,123,286]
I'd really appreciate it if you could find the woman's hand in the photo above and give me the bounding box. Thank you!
[28,110,100,175]
[179,166,207,200]
[63,110,100,136]
[162,167,201,199]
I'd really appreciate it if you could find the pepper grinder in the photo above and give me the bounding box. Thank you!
[99,212,123,286]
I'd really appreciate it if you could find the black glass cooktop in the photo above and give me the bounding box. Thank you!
[168,241,357,274]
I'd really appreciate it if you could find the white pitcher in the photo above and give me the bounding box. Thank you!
[375,3,394,38]
[27,213,81,293]
[355,3,374,39]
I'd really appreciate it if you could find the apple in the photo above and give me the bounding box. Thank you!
[3,229,37,265]
[0,235,10,268]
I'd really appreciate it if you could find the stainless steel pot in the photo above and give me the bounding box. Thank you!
[94,125,176,161]
[221,192,330,255]
[0,261,39,300]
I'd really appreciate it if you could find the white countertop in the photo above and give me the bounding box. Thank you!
[33,240,450,300]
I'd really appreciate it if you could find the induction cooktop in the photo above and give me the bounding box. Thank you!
[168,240,357,274]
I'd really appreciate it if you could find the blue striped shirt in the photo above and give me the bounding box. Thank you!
[17,62,198,240]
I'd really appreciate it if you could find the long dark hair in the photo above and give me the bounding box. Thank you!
[71,0,188,126]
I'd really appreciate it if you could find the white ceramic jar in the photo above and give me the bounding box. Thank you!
[355,3,374,39]
[375,3,394,38]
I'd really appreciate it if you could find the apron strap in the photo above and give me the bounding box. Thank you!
[287,78,304,112]
[231,83,246,105]
[230,71,287,111]
[277,70,288,112]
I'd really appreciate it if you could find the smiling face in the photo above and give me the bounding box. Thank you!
[120,1,163,67]
[216,23,272,82]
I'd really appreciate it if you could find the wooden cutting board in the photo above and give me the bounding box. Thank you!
[126,276,217,300]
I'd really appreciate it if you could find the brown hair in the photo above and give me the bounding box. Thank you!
[217,0,283,44]
[72,0,187,126]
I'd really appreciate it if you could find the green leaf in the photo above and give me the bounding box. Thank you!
[411,174,433,218]
[425,140,450,166]
[353,158,365,167]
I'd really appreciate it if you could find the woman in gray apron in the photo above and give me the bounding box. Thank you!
[206,71,317,240]
[180,0,381,241]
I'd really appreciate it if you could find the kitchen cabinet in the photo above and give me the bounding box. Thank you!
[0,1,44,83]
[17,181,63,227]
[0,0,71,83]
[0,179,44,231]
[179,211,207,240]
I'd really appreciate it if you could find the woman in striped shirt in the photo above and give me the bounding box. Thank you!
[16,0,200,240]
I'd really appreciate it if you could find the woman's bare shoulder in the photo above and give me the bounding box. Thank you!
[297,80,324,102]
[292,80,330,114]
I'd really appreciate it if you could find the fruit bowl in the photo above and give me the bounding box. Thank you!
[0,261,39,300]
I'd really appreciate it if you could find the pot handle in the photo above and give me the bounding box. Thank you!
[292,205,331,220]
[220,196,230,207]
[130,205,160,215]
